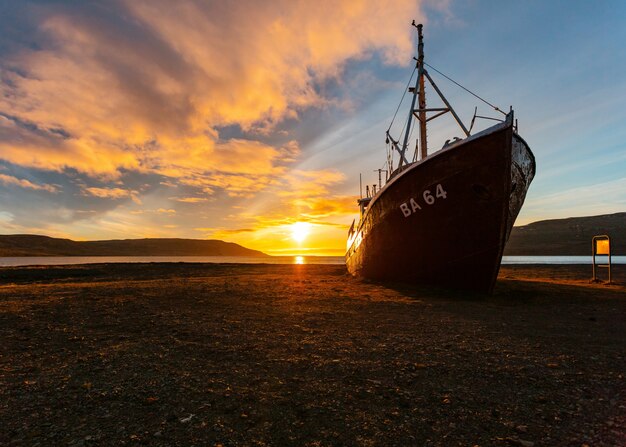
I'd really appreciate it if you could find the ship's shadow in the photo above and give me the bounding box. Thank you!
[361,278,495,302]
[359,277,581,304]
[367,277,625,307]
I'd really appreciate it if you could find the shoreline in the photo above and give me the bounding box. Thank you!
[1,254,625,270]
[1,262,624,289]
[1,263,624,445]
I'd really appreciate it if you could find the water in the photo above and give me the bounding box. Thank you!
[501,255,625,264]
[0,255,346,267]
[0,255,624,267]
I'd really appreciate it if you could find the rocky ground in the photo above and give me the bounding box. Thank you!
[0,263,624,446]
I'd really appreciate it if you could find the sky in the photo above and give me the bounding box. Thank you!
[1,0,625,256]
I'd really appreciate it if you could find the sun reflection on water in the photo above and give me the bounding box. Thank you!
[294,256,305,264]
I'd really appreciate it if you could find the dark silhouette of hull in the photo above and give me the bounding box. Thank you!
[346,116,535,293]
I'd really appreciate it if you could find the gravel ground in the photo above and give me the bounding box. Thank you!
[0,263,624,446]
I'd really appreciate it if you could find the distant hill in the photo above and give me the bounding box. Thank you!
[0,235,268,257]
[504,212,625,255]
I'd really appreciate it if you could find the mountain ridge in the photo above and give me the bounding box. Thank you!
[0,235,268,257]
[504,212,625,255]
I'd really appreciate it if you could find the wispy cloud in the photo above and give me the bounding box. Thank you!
[157,208,176,214]
[518,177,626,224]
[82,187,133,200]
[0,173,58,193]
[170,197,209,203]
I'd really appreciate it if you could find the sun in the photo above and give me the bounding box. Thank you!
[291,221,311,243]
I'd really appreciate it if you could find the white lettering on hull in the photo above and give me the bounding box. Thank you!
[399,183,447,217]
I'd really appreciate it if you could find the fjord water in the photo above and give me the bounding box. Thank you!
[0,255,625,267]
[0,255,345,266]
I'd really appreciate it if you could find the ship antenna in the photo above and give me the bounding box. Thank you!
[359,173,363,199]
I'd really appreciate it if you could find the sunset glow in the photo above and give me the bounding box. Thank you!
[291,222,312,243]
[0,2,625,255]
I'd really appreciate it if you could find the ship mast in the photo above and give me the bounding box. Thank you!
[398,23,421,168]
[416,23,427,161]
[399,22,427,167]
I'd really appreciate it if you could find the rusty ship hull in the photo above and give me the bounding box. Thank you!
[345,116,535,293]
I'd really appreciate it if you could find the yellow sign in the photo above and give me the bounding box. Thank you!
[596,239,610,255]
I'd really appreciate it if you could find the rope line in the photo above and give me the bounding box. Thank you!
[424,62,506,116]
[387,66,417,132]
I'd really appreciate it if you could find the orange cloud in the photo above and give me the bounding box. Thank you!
[0,173,58,193]
[0,1,420,180]
[165,139,299,197]
[82,187,130,199]
[279,169,347,197]
[82,187,141,205]
[291,196,357,219]
[170,197,209,203]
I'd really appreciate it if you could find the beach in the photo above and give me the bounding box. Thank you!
[1,263,624,446]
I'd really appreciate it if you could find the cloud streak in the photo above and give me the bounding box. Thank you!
[518,177,626,225]
[0,173,58,192]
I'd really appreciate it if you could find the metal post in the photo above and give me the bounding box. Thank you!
[604,235,611,284]
[417,24,428,160]
[359,173,362,199]
[374,169,387,189]
[592,236,596,281]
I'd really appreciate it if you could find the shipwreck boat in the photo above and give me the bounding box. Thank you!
[345,22,536,293]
